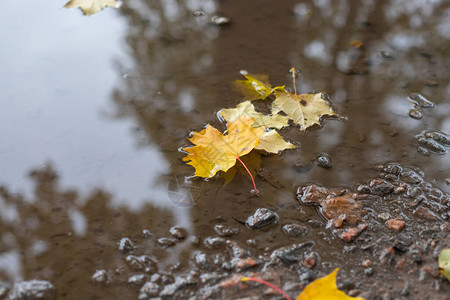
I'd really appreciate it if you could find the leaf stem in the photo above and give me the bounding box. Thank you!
[236,156,258,196]
[241,277,291,300]
[291,67,297,96]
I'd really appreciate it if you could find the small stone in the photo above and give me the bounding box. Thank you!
[118,237,136,253]
[338,224,366,242]
[409,107,423,119]
[408,93,435,108]
[386,219,405,232]
[282,224,308,237]
[356,184,371,194]
[316,153,333,169]
[364,267,374,276]
[424,80,438,87]
[302,253,317,269]
[377,212,391,222]
[139,282,161,297]
[203,237,226,249]
[128,274,146,285]
[379,247,396,265]
[142,229,152,239]
[125,255,157,273]
[414,206,438,221]
[169,226,188,240]
[92,270,109,284]
[369,180,394,196]
[245,208,279,229]
[194,252,211,270]
[214,224,240,237]
[270,242,314,264]
[348,289,362,297]
[211,15,230,25]
[157,237,177,248]
[401,169,423,184]
[362,259,372,268]
[232,257,259,270]
[9,280,56,300]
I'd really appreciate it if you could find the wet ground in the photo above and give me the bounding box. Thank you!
[0,0,449,299]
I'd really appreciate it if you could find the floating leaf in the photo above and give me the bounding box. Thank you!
[64,0,119,15]
[182,116,264,178]
[273,91,336,130]
[438,248,450,281]
[220,101,289,129]
[297,268,365,300]
[255,129,296,153]
[234,73,284,100]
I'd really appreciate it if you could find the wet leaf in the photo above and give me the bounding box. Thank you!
[297,268,365,300]
[255,129,296,153]
[220,101,289,129]
[64,0,119,15]
[273,91,336,130]
[182,116,264,178]
[438,248,450,281]
[234,73,284,100]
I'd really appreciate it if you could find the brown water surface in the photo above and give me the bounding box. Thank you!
[0,0,449,299]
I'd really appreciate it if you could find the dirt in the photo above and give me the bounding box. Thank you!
[0,0,449,299]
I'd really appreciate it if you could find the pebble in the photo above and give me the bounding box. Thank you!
[270,242,314,263]
[125,255,157,273]
[9,280,56,300]
[245,208,279,229]
[214,224,240,237]
[408,107,423,119]
[156,237,177,248]
[169,226,188,240]
[226,240,251,258]
[142,229,152,239]
[211,15,230,25]
[282,224,308,237]
[408,93,435,108]
[118,237,136,253]
[369,180,394,196]
[92,270,110,284]
[194,252,211,270]
[400,170,423,184]
[203,237,227,249]
[316,153,333,169]
[139,282,161,298]
[386,219,405,232]
[128,274,146,285]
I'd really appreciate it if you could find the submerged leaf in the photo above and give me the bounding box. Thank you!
[182,116,264,178]
[255,129,296,153]
[64,0,119,15]
[234,73,284,100]
[297,268,365,300]
[220,101,289,129]
[273,91,336,130]
[438,248,450,281]
[220,151,262,184]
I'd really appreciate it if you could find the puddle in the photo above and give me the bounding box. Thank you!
[0,0,449,299]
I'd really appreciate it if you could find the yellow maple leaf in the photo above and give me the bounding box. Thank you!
[273,91,336,130]
[256,129,296,153]
[64,0,119,15]
[234,73,284,100]
[182,116,264,178]
[220,100,289,129]
[297,268,364,300]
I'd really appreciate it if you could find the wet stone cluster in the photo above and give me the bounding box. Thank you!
[415,129,450,156]
[87,164,449,300]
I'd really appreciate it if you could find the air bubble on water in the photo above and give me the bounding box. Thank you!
[192,10,205,17]
[211,15,230,25]
[289,67,301,78]
[239,69,248,76]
